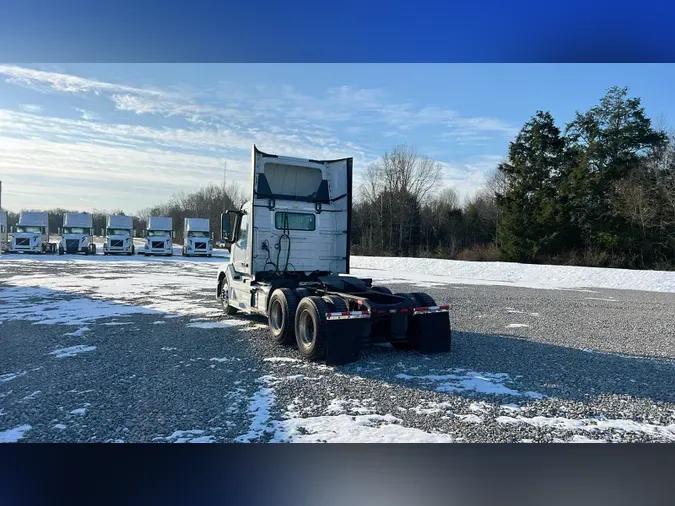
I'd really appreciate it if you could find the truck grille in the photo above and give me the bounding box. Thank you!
[111,240,124,247]
[66,239,79,253]
[195,242,207,250]
[16,238,30,246]
[151,241,164,249]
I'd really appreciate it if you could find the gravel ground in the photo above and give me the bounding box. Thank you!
[1,255,675,443]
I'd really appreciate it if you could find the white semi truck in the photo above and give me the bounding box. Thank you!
[217,145,451,365]
[7,211,56,254]
[182,218,212,257]
[58,212,96,255]
[142,216,174,256]
[0,210,7,254]
[102,215,135,255]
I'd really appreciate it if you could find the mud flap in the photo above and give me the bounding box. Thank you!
[408,311,451,354]
[325,318,367,366]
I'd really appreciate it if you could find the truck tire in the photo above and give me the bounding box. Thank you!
[91,244,97,255]
[371,286,393,295]
[410,292,436,307]
[218,276,238,316]
[295,287,311,301]
[58,246,64,256]
[295,296,328,361]
[268,288,298,345]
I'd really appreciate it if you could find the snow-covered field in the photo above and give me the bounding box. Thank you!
[1,252,675,443]
[351,256,675,294]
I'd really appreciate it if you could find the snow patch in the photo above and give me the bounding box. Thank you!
[506,324,529,329]
[21,391,41,401]
[396,369,545,399]
[70,408,87,416]
[0,371,26,383]
[53,424,67,430]
[264,357,302,363]
[0,424,32,442]
[153,430,216,443]
[49,345,96,358]
[497,415,675,441]
[64,327,89,337]
[272,414,454,443]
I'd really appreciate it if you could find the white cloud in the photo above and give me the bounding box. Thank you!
[75,108,99,121]
[19,104,42,113]
[0,65,515,212]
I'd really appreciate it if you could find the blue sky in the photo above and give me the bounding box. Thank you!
[1,63,675,213]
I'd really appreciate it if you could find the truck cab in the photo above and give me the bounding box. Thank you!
[8,211,55,254]
[142,217,174,256]
[58,212,96,255]
[182,218,213,257]
[102,215,135,255]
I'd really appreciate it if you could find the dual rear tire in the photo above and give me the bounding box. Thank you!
[267,288,347,361]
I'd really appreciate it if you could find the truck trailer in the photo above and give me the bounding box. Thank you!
[216,145,451,366]
[102,215,134,255]
[58,212,96,255]
[142,217,174,256]
[183,218,212,257]
[7,211,56,254]
[0,210,7,254]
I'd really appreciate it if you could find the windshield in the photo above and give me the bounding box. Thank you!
[147,230,170,236]
[107,228,130,236]
[188,231,209,238]
[16,226,44,234]
[63,227,90,235]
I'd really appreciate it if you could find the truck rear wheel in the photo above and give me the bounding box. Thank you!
[268,288,298,345]
[410,292,436,307]
[295,296,328,361]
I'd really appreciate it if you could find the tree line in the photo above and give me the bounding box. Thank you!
[5,86,673,270]
[353,86,675,270]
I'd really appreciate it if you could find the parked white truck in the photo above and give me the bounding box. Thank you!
[7,211,56,254]
[216,145,451,365]
[142,216,173,256]
[102,215,135,255]
[58,212,96,255]
[182,218,212,257]
[0,210,7,254]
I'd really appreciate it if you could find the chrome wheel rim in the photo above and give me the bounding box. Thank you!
[270,300,283,331]
[298,310,314,346]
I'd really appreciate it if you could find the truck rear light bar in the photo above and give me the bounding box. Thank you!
[326,311,371,321]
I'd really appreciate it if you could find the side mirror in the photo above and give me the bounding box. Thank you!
[172,231,176,240]
[100,228,105,237]
[58,227,62,235]
[211,232,215,240]
[220,211,240,244]
[133,230,137,238]
[10,226,15,233]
